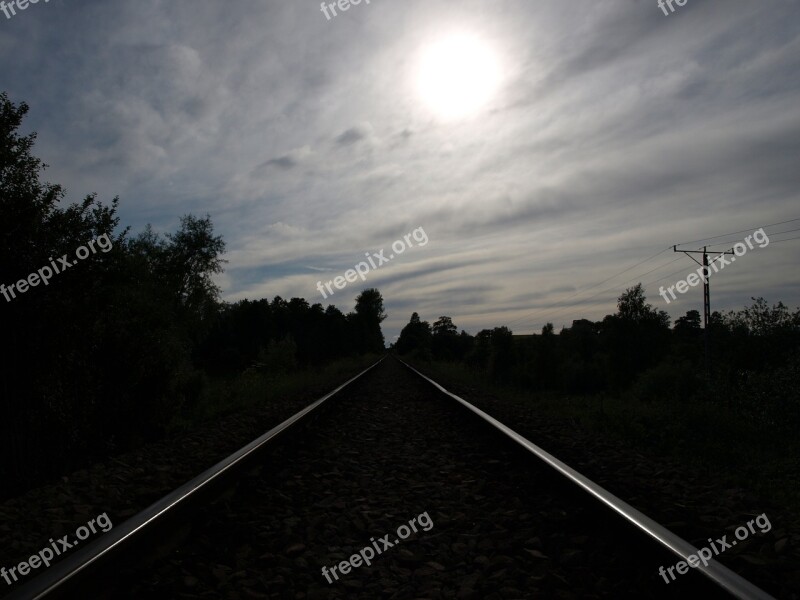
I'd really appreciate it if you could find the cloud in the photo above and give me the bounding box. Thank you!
[3,0,798,341]
[256,146,313,171]
[334,122,375,146]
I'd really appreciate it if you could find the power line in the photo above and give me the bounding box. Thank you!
[765,226,800,239]
[504,246,672,330]
[644,264,700,287]
[521,236,800,333]
[517,255,683,332]
[770,235,800,244]
[704,226,800,249]
[674,217,800,247]
[648,237,799,285]
[502,217,800,333]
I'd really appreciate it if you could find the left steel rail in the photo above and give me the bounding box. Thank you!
[4,355,386,600]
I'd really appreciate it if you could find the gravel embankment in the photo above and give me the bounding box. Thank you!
[2,356,794,598]
[106,357,725,599]
[0,366,375,592]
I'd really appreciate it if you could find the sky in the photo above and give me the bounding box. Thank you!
[3,0,799,343]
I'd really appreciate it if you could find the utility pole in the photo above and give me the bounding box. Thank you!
[673,245,735,377]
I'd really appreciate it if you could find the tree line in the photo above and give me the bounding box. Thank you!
[395,284,800,430]
[0,92,386,497]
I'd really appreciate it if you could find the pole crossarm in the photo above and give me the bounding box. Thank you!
[673,245,735,270]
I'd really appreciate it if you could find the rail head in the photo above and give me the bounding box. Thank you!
[395,355,776,600]
[5,355,386,600]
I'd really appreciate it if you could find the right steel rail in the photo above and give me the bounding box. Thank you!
[397,356,775,600]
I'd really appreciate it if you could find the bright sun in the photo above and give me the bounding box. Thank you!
[416,34,502,120]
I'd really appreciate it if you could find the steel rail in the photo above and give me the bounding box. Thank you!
[397,356,775,600]
[5,356,386,600]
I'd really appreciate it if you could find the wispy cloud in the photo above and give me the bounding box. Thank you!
[3,0,798,340]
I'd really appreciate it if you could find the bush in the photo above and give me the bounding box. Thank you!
[410,347,434,363]
[628,359,703,404]
[727,355,800,431]
[560,355,607,394]
[255,336,298,377]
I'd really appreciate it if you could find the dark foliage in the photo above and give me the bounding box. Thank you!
[0,93,384,496]
[396,285,799,430]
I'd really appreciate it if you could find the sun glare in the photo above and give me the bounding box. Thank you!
[416,33,502,121]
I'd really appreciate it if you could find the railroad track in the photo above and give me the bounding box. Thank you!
[4,355,778,599]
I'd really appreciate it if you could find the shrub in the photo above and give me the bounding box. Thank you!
[629,359,703,404]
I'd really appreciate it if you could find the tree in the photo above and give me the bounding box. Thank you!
[674,310,702,338]
[164,214,226,315]
[488,326,515,382]
[466,328,492,370]
[721,298,800,371]
[433,316,458,337]
[396,312,432,355]
[431,316,460,360]
[354,288,387,322]
[0,92,233,495]
[617,283,670,327]
[725,297,797,337]
[533,322,558,388]
[600,284,671,388]
[675,309,701,331]
[0,92,62,280]
[352,288,386,352]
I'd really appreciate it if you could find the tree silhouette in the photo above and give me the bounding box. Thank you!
[396,312,432,355]
[352,288,387,352]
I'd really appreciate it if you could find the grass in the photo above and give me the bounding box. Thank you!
[168,353,382,434]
